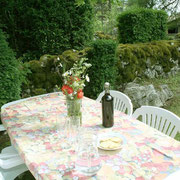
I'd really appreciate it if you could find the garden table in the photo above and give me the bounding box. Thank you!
[1,92,180,180]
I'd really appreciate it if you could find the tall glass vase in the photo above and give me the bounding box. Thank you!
[66,98,82,125]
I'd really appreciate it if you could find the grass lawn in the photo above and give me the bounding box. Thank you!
[0,71,180,179]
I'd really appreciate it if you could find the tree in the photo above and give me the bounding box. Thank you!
[127,0,180,15]
[127,0,156,8]
[94,0,125,34]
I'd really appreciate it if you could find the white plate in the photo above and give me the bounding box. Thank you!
[97,132,124,151]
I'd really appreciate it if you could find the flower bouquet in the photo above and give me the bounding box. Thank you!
[61,58,91,123]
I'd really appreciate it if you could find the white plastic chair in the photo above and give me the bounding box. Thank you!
[132,106,180,138]
[96,90,133,116]
[0,138,28,180]
[0,127,27,180]
[164,169,180,180]
[0,164,28,180]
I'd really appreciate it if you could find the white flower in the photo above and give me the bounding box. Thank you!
[85,75,90,82]
[62,71,69,77]
[57,57,60,61]
[73,81,79,87]
[84,63,92,68]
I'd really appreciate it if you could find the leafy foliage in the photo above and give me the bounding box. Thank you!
[0,29,23,108]
[84,39,117,99]
[127,0,180,16]
[94,0,124,35]
[117,8,168,44]
[0,0,93,61]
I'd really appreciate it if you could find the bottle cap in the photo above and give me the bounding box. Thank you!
[104,82,110,89]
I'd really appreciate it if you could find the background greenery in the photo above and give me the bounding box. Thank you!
[0,0,93,61]
[117,8,168,44]
[19,39,180,99]
[84,39,118,99]
[0,29,24,108]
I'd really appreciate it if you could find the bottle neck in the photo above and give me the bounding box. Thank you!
[105,88,110,94]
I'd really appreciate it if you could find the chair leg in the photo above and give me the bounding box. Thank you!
[0,164,28,180]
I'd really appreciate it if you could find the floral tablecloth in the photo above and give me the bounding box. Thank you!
[1,92,180,180]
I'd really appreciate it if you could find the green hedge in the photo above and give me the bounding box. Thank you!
[116,40,180,84]
[0,29,23,108]
[117,8,168,44]
[84,40,117,99]
[0,0,93,61]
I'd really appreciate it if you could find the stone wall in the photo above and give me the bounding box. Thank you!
[124,83,174,109]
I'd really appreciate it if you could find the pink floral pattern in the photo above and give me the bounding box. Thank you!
[1,92,180,180]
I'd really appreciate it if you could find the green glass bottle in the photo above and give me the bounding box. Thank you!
[102,82,114,128]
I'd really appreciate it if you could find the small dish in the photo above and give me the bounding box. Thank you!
[97,132,124,151]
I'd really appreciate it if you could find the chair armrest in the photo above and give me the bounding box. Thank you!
[0,156,24,169]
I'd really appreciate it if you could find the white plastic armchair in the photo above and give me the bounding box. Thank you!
[0,140,28,180]
[96,90,133,116]
[0,163,28,180]
[132,106,180,138]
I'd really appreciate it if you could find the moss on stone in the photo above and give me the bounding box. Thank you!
[116,40,180,84]
[28,60,43,73]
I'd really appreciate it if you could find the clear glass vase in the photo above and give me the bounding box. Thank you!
[66,98,82,125]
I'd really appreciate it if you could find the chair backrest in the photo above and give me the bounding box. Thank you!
[164,169,180,180]
[96,90,133,116]
[132,106,180,138]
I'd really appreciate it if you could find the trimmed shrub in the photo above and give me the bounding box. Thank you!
[0,0,93,61]
[117,8,168,44]
[84,40,117,99]
[0,29,23,108]
[116,40,180,84]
